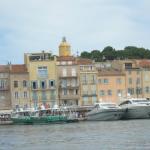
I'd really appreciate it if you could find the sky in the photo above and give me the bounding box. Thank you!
[0,0,150,64]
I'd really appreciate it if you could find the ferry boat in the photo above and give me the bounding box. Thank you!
[119,98,150,119]
[85,102,125,121]
[11,106,78,125]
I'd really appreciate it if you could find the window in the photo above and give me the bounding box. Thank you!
[136,87,142,95]
[24,91,27,98]
[49,80,55,87]
[0,80,5,89]
[107,90,112,96]
[41,91,47,101]
[32,91,38,100]
[63,89,67,95]
[83,97,89,105]
[15,92,19,99]
[62,68,67,77]
[116,78,122,84]
[32,81,38,89]
[99,90,105,96]
[23,80,27,87]
[72,68,76,76]
[92,96,97,104]
[61,79,67,87]
[128,88,134,95]
[104,79,109,84]
[38,66,48,78]
[98,79,101,83]
[82,74,87,84]
[145,86,149,93]
[14,81,18,88]
[128,78,132,84]
[40,81,46,89]
[136,78,140,85]
[117,89,122,96]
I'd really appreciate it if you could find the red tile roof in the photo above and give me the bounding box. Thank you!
[77,58,93,65]
[138,60,150,68]
[57,56,76,61]
[0,65,9,73]
[10,64,28,73]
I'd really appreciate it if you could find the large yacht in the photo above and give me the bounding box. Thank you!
[119,98,150,119]
[86,102,125,121]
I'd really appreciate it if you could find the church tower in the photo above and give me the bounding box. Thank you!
[59,37,71,56]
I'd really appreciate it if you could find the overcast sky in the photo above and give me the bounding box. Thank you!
[0,0,150,64]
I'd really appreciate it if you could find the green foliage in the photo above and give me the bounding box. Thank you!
[80,46,150,61]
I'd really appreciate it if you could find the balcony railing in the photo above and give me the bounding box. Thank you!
[59,94,79,100]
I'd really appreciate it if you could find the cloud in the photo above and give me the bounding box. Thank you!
[0,0,150,63]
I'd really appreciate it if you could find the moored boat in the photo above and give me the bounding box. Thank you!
[85,102,125,121]
[11,106,79,125]
[119,98,150,119]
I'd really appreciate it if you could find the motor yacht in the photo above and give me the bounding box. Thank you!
[119,98,150,119]
[86,102,125,121]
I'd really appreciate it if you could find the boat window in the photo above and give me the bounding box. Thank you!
[119,101,131,106]
[132,100,150,103]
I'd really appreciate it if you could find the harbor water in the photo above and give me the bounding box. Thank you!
[0,120,150,150]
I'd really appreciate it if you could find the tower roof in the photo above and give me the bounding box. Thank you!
[59,37,70,47]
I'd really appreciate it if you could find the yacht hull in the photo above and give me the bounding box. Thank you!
[122,105,150,119]
[86,109,125,121]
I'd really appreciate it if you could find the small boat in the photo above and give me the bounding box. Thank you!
[0,110,13,125]
[119,98,150,119]
[85,102,125,121]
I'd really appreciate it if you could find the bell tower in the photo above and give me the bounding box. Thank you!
[59,37,71,56]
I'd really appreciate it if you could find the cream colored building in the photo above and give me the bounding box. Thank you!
[24,51,57,109]
[78,59,98,106]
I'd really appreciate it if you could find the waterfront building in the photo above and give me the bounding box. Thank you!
[97,68,126,103]
[112,60,143,98]
[78,58,98,106]
[0,65,11,110]
[57,56,79,106]
[138,60,150,99]
[24,51,57,109]
[57,38,79,106]
[10,64,30,109]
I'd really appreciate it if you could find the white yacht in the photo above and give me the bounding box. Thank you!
[86,102,125,121]
[119,98,150,119]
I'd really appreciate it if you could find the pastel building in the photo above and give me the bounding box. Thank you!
[10,64,30,109]
[97,68,126,103]
[24,51,57,109]
[0,65,11,110]
[78,58,98,106]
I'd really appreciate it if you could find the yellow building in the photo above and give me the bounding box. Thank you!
[24,51,57,109]
[59,37,71,57]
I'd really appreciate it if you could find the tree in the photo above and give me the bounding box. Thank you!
[102,46,116,60]
[80,51,91,59]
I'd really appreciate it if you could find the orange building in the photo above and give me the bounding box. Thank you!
[97,68,126,104]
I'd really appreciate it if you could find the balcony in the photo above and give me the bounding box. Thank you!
[59,75,78,79]
[59,94,79,100]
[82,92,97,97]
[60,84,79,89]
[0,87,10,91]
